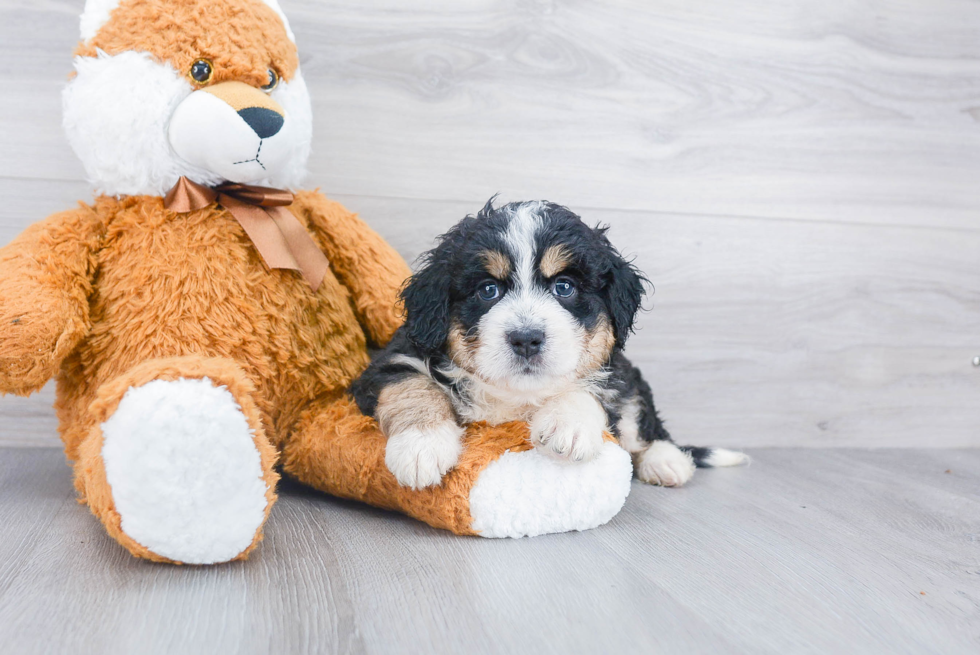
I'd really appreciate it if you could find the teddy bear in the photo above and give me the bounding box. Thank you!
[0,0,634,564]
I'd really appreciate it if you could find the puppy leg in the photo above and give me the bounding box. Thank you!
[376,375,464,490]
[530,390,607,462]
[615,392,695,487]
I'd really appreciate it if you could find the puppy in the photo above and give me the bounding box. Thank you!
[350,200,747,489]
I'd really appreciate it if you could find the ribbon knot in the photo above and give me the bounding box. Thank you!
[164,176,329,291]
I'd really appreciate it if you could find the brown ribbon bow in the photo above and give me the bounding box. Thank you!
[164,176,330,291]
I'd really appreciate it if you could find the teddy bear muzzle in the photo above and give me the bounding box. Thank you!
[168,80,297,184]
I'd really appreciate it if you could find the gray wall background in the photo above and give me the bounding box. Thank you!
[1,0,978,447]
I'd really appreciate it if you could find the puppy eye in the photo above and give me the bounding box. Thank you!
[552,277,576,298]
[477,281,500,301]
[189,59,213,85]
[262,68,280,92]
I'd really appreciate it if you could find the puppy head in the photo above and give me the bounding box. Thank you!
[401,199,646,392]
[64,0,311,196]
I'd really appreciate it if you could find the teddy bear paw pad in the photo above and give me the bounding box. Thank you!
[468,441,633,538]
[100,378,270,564]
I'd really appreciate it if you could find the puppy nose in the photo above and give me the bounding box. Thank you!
[237,107,284,138]
[507,329,545,358]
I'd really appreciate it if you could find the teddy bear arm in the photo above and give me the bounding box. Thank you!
[292,191,411,347]
[0,206,102,395]
[281,397,635,538]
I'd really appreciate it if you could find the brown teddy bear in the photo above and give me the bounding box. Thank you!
[0,0,635,564]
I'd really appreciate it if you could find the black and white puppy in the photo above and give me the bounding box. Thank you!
[350,200,747,489]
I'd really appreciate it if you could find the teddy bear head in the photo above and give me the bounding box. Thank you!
[64,0,312,197]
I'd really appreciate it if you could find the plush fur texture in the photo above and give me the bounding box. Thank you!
[2,189,410,562]
[469,440,633,538]
[0,0,416,562]
[67,0,310,196]
[75,356,279,564]
[102,377,269,564]
[79,0,298,45]
[279,396,632,538]
[45,192,408,463]
[351,200,748,490]
[2,0,652,556]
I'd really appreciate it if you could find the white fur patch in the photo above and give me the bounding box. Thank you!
[64,51,311,196]
[384,422,465,489]
[267,70,312,187]
[79,0,121,42]
[635,440,696,487]
[469,441,633,538]
[503,201,544,286]
[703,448,751,467]
[100,378,270,564]
[64,51,207,196]
[529,390,607,462]
[615,395,644,453]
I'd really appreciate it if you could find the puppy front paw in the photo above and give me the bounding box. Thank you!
[529,392,607,462]
[384,422,465,489]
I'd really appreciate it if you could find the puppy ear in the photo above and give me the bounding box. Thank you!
[400,253,452,356]
[598,229,646,349]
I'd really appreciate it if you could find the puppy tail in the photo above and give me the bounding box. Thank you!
[679,446,750,468]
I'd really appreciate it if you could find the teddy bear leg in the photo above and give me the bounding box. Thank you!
[281,396,634,538]
[73,356,278,564]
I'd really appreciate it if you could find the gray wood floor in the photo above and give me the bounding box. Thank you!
[0,447,976,654]
[0,2,977,650]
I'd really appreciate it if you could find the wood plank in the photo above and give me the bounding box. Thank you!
[0,383,60,448]
[2,1,980,228]
[0,449,363,655]
[0,448,976,653]
[595,448,980,654]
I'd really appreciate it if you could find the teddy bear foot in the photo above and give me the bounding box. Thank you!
[75,357,279,564]
[281,397,635,539]
[468,441,634,538]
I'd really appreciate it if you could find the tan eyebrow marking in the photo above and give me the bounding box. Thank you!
[540,244,573,278]
[480,250,511,279]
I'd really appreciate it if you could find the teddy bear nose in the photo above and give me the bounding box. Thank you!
[237,107,284,139]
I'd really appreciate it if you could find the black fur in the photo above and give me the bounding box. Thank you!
[399,254,453,357]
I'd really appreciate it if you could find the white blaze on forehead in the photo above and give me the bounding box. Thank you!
[503,201,545,291]
[79,0,296,44]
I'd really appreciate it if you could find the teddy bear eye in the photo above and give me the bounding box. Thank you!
[262,68,280,93]
[190,59,213,84]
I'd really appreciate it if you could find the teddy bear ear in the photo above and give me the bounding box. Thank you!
[79,1,296,45]
[79,0,121,43]
[256,0,296,43]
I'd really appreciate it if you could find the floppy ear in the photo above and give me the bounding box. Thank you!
[598,231,646,349]
[400,253,453,356]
